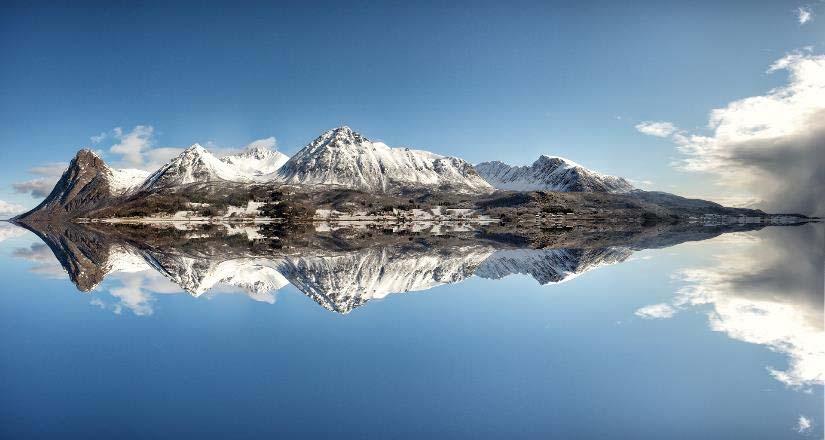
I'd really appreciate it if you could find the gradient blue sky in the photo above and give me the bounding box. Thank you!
[1,0,823,211]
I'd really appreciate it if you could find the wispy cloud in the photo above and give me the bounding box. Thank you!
[635,303,676,319]
[11,162,68,198]
[0,200,25,216]
[0,222,27,241]
[636,49,825,216]
[108,125,156,168]
[796,6,813,25]
[635,121,677,138]
[100,126,280,170]
[12,243,67,279]
[245,136,277,150]
[11,126,282,203]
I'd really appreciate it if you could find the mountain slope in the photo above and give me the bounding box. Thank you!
[277,126,494,194]
[220,145,289,181]
[476,155,634,193]
[140,144,252,190]
[16,150,148,220]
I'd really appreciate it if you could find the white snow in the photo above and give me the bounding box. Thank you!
[221,145,289,182]
[105,168,151,195]
[141,144,255,189]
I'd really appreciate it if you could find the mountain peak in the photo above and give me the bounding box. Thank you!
[329,125,353,135]
[182,143,208,154]
[535,155,578,169]
[312,126,369,148]
[75,148,102,160]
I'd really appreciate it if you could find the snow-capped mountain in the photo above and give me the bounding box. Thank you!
[141,143,291,190]
[475,155,634,193]
[141,251,289,298]
[220,145,289,181]
[475,247,632,284]
[277,126,494,194]
[140,144,253,190]
[274,245,495,313]
[16,149,151,220]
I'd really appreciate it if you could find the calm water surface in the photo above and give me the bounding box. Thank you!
[0,222,822,439]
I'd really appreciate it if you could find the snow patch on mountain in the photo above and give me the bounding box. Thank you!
[476,155,634,193]
[107,168,151,195]
[220,145,289,182]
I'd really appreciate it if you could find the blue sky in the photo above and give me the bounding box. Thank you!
[1,0,823,212]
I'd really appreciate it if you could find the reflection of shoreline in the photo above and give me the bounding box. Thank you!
[7,220,816,318]
[636,224,824,388]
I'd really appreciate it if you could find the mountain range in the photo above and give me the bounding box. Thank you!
[15,126,658,220]
[476,156,633,193]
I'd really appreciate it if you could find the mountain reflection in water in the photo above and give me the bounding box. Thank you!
[7,219,815,316]
[1,219,822,438]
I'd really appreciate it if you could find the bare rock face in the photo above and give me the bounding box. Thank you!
[15,150,117,221]
[14,221,112,291]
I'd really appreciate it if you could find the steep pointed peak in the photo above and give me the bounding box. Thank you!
[329,125,353,134]
[71,148,109,170]
[169,143,218,163]
[75,148,102,159]
[183,143,208,154]
[310,125,369,148]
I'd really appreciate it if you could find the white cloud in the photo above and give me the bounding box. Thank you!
[0,200,25,216]
[109,125,155,167]
[245,136,277,150]
[795,415,812,433]
[142,147,184,171]
[796,6,812,24]
[639,228,824,388]
[12,178,56,198]
[635,121,677,137]
[102,126,280,170]
[105,272,159,316]
[11,162,68,198]
[639,50,825,216]
[90,131,107,144]
[12,243,67,279]
[0,223,27,242]
[635,303,676,319]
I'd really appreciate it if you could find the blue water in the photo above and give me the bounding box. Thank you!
[0,223,822,439]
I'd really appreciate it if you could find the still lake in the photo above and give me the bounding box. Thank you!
[0,221,822,439]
